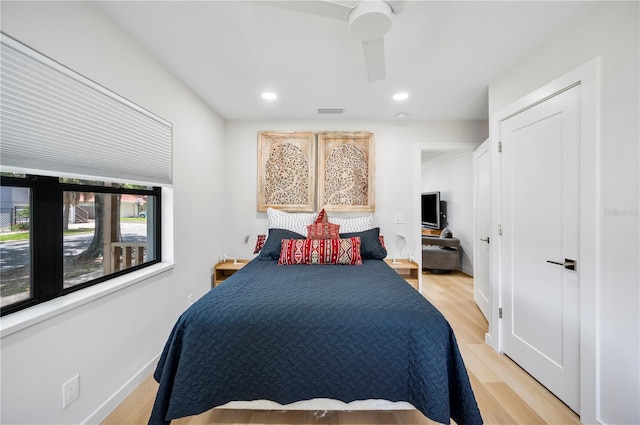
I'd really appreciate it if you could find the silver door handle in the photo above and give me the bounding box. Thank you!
[546,258,576,271]
[480,237,490,244]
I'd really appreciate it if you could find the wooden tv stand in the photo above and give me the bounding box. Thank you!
[422,228,442,236]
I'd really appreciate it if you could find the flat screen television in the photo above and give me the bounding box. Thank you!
[421,191,441,229]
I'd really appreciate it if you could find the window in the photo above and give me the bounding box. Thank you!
[0,175,161,315]
[0,34,171,316]
[0,178,31,307]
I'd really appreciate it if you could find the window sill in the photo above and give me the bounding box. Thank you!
[0,262,174,339]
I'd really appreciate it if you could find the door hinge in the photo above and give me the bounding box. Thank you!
[498,224,502,236]
[498,141,502,153]
[499,307,503,319]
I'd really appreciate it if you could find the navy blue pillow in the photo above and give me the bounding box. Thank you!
[340,227,387,260]
[257,228,306,261]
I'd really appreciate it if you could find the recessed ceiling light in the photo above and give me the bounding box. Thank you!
[395,112,408,119]
[393,92,409,101]
[262,92,277,100]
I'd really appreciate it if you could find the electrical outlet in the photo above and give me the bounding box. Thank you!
[62,375,79,408]
[394,213,405,224]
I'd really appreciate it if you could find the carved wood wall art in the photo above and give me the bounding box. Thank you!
[257,131,316,212]
[317,131,375,212]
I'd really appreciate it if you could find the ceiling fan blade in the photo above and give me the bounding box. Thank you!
[386,0,408,14]
[258,1,352,21]
[361,38,386,82]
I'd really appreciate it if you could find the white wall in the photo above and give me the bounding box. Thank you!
[488,2,639,424]
[0,4,488,423]
[421,153,475,275]
[223,120,487,266]
[0,2,226,424]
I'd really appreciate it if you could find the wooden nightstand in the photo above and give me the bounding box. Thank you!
[384,259,419,290]
[213,259,249,287]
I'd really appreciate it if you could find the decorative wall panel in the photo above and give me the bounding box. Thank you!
[257,131,316,212]
[317,131,375,212]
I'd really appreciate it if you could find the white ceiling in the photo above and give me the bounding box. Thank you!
[96,0,598,122]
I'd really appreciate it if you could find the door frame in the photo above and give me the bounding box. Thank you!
[489,58,600,423]
[412,142,481,292]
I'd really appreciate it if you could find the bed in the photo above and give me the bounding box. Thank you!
[148,244,482,424]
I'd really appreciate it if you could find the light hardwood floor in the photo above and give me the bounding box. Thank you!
[102,271,579,425]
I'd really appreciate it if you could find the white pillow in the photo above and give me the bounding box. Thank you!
[267,207,317,236]
[329,214,374,233]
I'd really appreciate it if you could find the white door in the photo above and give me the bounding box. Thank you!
[501,85,580,413]
[473,139,491,321]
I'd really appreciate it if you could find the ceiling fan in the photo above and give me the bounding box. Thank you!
[261,0,405,83]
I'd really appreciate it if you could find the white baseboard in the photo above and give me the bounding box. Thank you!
[485,331,500,352]
[461,266,473,277]
[82,354,160,425]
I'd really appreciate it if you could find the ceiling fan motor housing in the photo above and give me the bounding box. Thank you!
[349,0,392,41]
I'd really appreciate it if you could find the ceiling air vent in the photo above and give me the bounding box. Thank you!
[317,108,344,115]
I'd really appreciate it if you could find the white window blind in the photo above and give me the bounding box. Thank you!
[0,33,172,186]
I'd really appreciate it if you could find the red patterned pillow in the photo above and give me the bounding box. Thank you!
[278,237,362,265]
[277,239,308,265]
[253,234,266,254]
[315,208,328,223]
[307,221,340,239]
[379,235,386,249]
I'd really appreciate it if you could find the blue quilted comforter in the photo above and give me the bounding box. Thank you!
[149,259,482,424]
